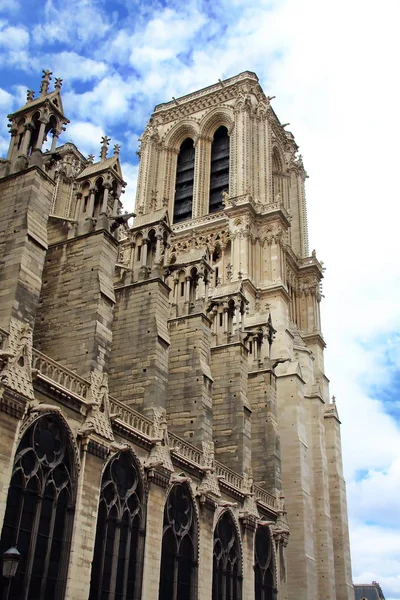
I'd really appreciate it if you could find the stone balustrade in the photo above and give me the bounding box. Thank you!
[32,349,90,399]
[108,395,153,438]
[215,461,244,490]
[30,347,277,511]
[254,485,278,509]
[169,433,203,466]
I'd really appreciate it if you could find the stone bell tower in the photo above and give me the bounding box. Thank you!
[134,71,354,600]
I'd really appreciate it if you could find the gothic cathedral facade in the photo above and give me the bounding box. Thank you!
[0,70,353,600]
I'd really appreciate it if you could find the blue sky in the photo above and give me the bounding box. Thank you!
[1,0,400,596]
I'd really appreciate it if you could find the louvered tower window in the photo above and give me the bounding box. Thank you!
[158,484,197,600]
[209,126,229,213]
[212,511,242,600]
[174,138,195,223]
[0,415,76,600]
[89,452,145,600]
[254,526,275,600]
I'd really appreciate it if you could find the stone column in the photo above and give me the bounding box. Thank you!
[35,119,48,150]
[50,132,59,153]
[6,127,17,161]
[141,477,169,599]
[100,183,111,215]
[86,187,96,219]
[20,124,33,156]
[64,441,104,600]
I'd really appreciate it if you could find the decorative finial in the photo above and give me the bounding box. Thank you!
[331,395,336,404]
[113,144,120,156]
[54,78,63,90]
[26,90,35,103]
[87,154,95,164]
[40,69,53,96]
[100,136,111,161]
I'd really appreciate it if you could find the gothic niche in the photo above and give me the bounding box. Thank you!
[89,451,145,600]
[174,138,195,224]
[212,511,242,600]
[271,148,284,203]
[209,126,229,214]
[0,415,76,600]
[158,484,197,600]
[254,526,276,600]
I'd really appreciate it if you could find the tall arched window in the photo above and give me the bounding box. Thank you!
[89,451,145,600]
[0,414,76,600]
[272,148,284,202]
[174,138,195,224]
[158,484,197,600]
[254,526,275,600]
[209,126,229,214]
[212,511,242,600]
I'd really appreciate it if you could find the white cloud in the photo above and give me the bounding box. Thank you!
[62,121,105,158]
[0,0,20,13]
[32,0,113,48]
[0,22,28,49]
[120,162,139,212]
[45,52,107,82]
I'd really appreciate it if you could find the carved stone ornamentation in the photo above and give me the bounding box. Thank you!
[196,441,221,499]
[77,371,116,441]
[144,408,174,472]
[0,319,35,399]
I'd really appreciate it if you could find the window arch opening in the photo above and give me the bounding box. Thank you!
[254,526,275,600]
[209,126,229,214]
[89,451,145,600]
[158,484,197,600]
[174,138,195,224]
[272,148,284,203]
[0,415,76,600]
[212,511,242,600]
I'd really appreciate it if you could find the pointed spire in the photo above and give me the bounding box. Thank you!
[40,69,52,96]
[26,90,35,103]
[54,78,63,90]
[100,135,111,162]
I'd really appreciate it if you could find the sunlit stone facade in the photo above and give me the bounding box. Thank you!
[0,70,353,600]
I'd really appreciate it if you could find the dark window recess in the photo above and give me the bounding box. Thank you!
[254,527,275,600]
[212,511,242,600]
[158,484,197,600]
[209,126,229,214]
[0,415,76,600]
[174,138,195,224]
[89,452,145,600]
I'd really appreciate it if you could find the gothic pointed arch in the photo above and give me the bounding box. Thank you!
[173,138,195,223]
[271,146,286,203]
[254,526,276,600]
[89,450,146,600]
[0,413,78,600]
[212,510,242,600]
[209,126,230,213]
[200,108,234,139]
[158,483,198,600]
[165,120,199,151]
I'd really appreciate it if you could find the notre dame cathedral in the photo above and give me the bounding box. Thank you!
[0,70,354,600]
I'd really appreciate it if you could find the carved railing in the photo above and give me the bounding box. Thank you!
[30,348,277,511]
[215,461,244,490]
[32,349,90,399]
[108,395,153,438]
[254,485,278,509]
[169,433,203,466]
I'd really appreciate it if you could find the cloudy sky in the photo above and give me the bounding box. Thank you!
[1,0,399,596]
